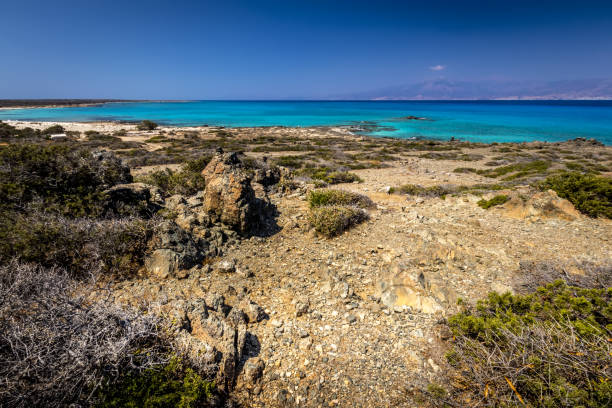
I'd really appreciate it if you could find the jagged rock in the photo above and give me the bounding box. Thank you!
[103,182,163,217]
[243,358,265,384]
[379,264,445,314]
[145,221,204,278]
[242,300,267,323]
[201,152,258,234]
[254,165,281,187]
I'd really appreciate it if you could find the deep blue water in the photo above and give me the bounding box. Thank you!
[1,100,611,144]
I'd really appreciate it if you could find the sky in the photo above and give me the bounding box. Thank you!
[1,0,611,99]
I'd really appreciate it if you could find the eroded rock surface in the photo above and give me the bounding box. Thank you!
[201,152,258,234]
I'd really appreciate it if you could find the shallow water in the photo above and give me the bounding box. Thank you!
[2,100,611,144]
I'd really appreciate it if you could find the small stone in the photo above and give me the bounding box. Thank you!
[270,319,283,328]
[216,259,236,273]
[295,302,309,317]
[347,315,357,324]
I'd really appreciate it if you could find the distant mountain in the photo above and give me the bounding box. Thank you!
[342,78,612,100]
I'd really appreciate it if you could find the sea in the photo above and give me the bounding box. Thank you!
[1,100,611,145]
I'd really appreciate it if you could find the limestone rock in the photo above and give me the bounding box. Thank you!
[379,264,445,314]
[201,152,258,234]
[145,221,204,278]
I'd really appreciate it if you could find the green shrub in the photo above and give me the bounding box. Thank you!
[273,155,305,168]
[477,194,509,209]
[137,156,210,196]
[395,184,456,198]
[96,358,216,408]
[477,160,551,179]
[442,281,612,407]
[137,120,159,131]
[308,205,368,237]
[42,124,65,135]
[308,189,373,209]
[0,144,131,216]
[0,212,153,278]
[0,121,42,139]
[297,167,362,184]
[539,172,612,218]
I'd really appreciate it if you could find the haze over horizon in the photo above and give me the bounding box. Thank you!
[2,0,612,100]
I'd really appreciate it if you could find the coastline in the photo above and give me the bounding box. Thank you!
[4,119,608,147]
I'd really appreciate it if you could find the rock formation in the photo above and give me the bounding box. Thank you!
[201,151,258,234]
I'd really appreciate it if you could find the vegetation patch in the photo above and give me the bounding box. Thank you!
[96,357,216,408]
[439,281,611,407]
[539,171,612,218]
[137,120,159,131]
[137,156,211,196]
[477,194,509,209]
[308,205,368,237]
[0,212,153,278]
[476,160,551,180]
[308,189,373,209]
[393,183,457,198]
[0,144,131,217]
[296,167,362,184]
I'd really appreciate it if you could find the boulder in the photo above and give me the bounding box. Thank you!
[145,221,204,278]
[378,264,447,314]
[201,152,258,234]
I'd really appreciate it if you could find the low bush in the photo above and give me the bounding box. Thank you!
[439,281,611,407]
[539,171,612,218]
[137,156,211,196]
[394,184,457,198]
[0,144,131,216]
[308,205,368,237]
[0,212,153,278]
[96,357,216,408]
[477,194,509,209]
[477,160,551,180]
[297,167,362,184]
[308,189,373,209]
[42,124,65,134]
[273,155,305,168]
[0,121,42,139]
[137,120,159,131]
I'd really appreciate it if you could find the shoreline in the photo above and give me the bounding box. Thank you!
[4,119,608,147]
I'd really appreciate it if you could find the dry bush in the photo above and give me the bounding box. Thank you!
[0,261,168,407]
[516,260,612,293]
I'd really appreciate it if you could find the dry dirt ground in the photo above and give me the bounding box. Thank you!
[9,120,612,406]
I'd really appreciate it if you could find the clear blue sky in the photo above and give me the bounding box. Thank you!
[1,0,611,99]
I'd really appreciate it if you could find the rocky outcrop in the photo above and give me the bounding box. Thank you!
[163,296,264,393]
[378,263,453,314]
[201,152,258,234]
[145,221,204,279]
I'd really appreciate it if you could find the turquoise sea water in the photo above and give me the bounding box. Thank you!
[1,100,611,144]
